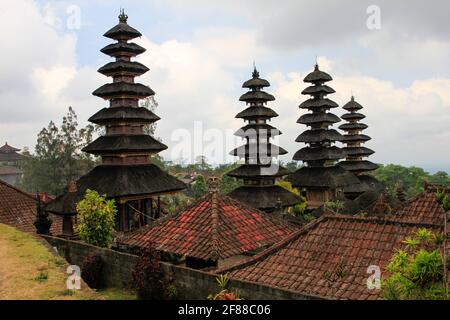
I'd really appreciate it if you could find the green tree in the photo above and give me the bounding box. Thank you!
[76,189,117,248]
[277,181,309,220]
[219,175,242,195]
[383,228,448,300]
[18,107,97,195]
[192,175,208,199]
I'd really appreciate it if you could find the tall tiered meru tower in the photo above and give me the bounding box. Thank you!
[45,11,185,233]
[288,64,359,209]
[339,96,380,198]
[227,67,302,212]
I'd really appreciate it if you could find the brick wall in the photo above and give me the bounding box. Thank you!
[42,236,320,300]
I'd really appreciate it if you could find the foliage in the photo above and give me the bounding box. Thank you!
[18,107,97,195]
[192,175,208,199]
[373,164,450,199]
[324,200,345,214]
[277,181,309,219]
[161,193,192,215]
[81,253,104,289]
[208,274,242,300]
[132,245,165,300]
[140,96,159,136]
[218,174,243,195]
[383,229,449,300]
[435,190,450,212]
[76,190,117,248]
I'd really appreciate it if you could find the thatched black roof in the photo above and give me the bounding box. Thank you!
[103,18,142,41]
[296,129,343,144]
[341,112,366,121]
[83,135,167,155]
[236,106,278,120]
[227,164,289,178]
[89,107,160,125]
[242,77,270,89]
[231,143,288,158]
[342,97,363,111]
[340,134,371,143]
[98,61,149,77]
[304,64,333,83]
[101,42,146,57]
[338,123,368,131]
[299,98,338,110]
[235,124,281,138]
[228,185,303,210]
[301,85,335,96]
[93,83,155,100]
[239,91,275,102]
[297,113,340,125]
[342,146,375,157]
[293,146,347,162]
[44,164,186,215]
[339,160,379,172]
[288,166,360,189]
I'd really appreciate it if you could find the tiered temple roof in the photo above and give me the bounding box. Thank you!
[0,142,26,162]
[118,180,296,269]
[227,67,302,212]
[339,97,380,197]
[288,64,358,209]
[44,11,185,230]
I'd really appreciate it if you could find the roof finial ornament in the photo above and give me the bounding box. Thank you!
[314,55,319,70]
[252,60,260,79]
[119,8,128,23]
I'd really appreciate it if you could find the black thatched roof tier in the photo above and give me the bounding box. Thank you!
[301,85,335,96]
[103,15,142,41]
[342,179,372,195]
[342,146,375,157]
[338,123,368,131]
[339,160,379,172]
[231,143,288,158]
[341,112,366,121]
[93,83,155,100]
[242,77,270,89]
[288,166,360,189]
[83,135,167,155]
[297,113,341,125]
[341,134,371,143]
[296,129,343,144]
[89,107,160,125]
[299,98,339,110]
[101,42,146,57]
[228,185,303,210]
[239,91,275,102]
[98,61,149,77]
[235,124,281,138]
[342,97,363,111]
[227,164,289,178]
[236,106,279,120]
[293,146,347,162]
[358,174,383,190]
[44,164,186,215]
[304,65,333,83]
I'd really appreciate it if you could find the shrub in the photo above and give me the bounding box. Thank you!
[76,189,117,248]
[81,253,104,289]
[132,244,165,300]
[208,274,242,300]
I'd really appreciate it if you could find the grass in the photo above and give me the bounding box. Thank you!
[0,224,99,300]
[96,288,137,300]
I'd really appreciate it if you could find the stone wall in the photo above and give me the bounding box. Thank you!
[43,236,320,300]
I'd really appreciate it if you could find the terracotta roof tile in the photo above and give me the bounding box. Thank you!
[119,192,296,261]
[0,180,62,234]
[219,210,443,300]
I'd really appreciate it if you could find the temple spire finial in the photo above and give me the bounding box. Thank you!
[119,8,128,23]
[252,60,259,79]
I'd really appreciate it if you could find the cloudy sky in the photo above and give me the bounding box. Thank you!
[1,0,449,172]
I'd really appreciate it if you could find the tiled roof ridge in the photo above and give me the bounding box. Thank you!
[218,212,444,275]
[208,190,220,261]
[0,179,36,202]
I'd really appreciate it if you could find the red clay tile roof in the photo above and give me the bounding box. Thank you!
[219,214,443,300]
[389,191,446,225]
[0,180,62,234]
[119,192,296,261]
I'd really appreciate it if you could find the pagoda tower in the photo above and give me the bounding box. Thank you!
[288,64,359,209]
[227,67,302,212]
[338,96,379,198]
[44,11,185,233]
